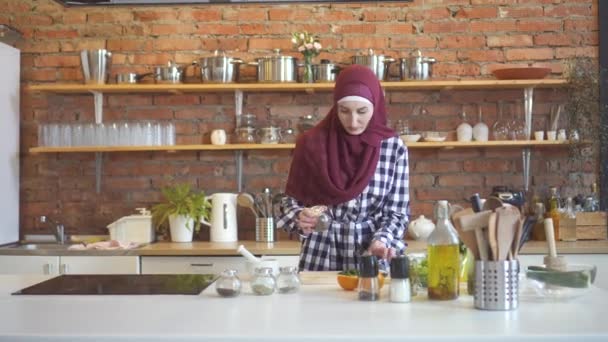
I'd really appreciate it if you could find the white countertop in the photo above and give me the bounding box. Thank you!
[0,274,607,341]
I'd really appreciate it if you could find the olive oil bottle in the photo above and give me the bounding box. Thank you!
[427,200,460,300]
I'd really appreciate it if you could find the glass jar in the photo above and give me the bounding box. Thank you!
[215,269,242,297]
[257,126,281,144]
[277,266,301,294]
[298,114,317,134]
[251,267,276,296]
[235,126,256,144]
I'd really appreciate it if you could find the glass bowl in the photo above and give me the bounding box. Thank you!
[422,131,447,142]
[521,263,597,301]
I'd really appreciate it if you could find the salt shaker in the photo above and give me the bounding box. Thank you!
[215,269,242,297]
[389,256,411,303]
[277,266,301,294]
[251,267,276,296]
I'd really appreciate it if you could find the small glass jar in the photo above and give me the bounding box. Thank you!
[277,266,301,294]
[251,267,276,296]
[215,269,242,298]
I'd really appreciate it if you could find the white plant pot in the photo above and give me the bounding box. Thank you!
[169,214,194,242]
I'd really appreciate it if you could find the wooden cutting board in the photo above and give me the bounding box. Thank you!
[299,271,339,285]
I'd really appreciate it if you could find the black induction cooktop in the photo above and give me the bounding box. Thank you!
[12,274,217,295]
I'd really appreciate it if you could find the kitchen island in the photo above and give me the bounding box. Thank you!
[0,274,606,341]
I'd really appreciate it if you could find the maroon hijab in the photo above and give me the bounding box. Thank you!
[285,65,396,206]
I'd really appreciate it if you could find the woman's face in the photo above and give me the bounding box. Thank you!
[337,100,374,135]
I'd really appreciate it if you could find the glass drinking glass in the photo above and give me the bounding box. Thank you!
[107,122,119,146]
[492,101,509,141]
[508,101,526,140]
[162,122,176,146]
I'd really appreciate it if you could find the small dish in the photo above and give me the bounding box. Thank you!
[521,264,597,302]
[400,134,421,142]
[492,67,551,80]
[422,131,447,142]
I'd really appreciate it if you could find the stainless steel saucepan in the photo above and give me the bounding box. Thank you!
[154,60,195,84]
[350,49,395,81]
[116,72,153,84]
[400,49,436,80]
[197,50,244,83]
[248,49,298,83]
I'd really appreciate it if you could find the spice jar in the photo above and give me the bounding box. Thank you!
[215,269,242,297]
[277,266,301,294]
[251,267,276,296]
[358,255,379,301]
[389,256,411,303]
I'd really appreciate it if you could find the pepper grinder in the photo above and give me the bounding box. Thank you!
[358,255,379,301]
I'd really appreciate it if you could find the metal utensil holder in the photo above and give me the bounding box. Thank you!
[474,260,519,311]
[256,218,274,242]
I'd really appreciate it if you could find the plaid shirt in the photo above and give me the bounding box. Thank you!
[277,136,410,271]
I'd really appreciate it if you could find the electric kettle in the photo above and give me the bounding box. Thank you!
[201,193,238,242]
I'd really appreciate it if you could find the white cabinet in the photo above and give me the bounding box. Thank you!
[141,255,299,275]
[0,256,140,275]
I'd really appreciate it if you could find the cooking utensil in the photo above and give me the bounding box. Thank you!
[154,60,194,84]
[197,50,244,83]
[80,49,112,84]
[495,206,519,261]
[248,49,298,83]
[399,49,436,80]
[116,72,152,84]
[311,59,340,83]
[237,244,261,263]
[488,213,498,261]
[451,208,479,260]
[237,192,258,218]
[350,48,395,81]
[492,67,551,80]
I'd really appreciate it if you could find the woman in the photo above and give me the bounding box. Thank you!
[277,65,410,271]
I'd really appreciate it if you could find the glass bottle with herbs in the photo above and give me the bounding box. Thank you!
[427,200,460,300]
[546,187,561,240]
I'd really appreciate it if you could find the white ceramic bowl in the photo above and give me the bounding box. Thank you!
[422,131,447,142]
[400,134,421,142]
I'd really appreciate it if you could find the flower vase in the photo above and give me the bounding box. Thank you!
[303,55,314,83]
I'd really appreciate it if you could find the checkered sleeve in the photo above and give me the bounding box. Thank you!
[276,195,304,235]
[372,137,410,254]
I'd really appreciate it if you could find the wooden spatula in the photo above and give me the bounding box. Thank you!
[451,208,479,260]
[488,212,498,261]
[495,206,519,261]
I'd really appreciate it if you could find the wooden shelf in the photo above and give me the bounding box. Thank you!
[28,140,576,153]
[27,79,567,94]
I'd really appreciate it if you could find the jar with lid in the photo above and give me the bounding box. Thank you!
[277,266,301,294]
[251,267,276,295]
[235,114,257,144]
[215,269,242,297]
[257,126,281,144]
[389,256,411,303]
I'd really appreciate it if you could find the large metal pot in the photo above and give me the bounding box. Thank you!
[248,49,298,83]
[312,60,341,83]
[400,49,436,80]
[350,49,395,81]
[197,50,244,83]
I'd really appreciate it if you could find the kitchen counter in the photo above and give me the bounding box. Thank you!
[0,274,606,341]
[1,239,607,256]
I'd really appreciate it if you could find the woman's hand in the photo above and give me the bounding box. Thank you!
[369,240,396,261]
[296,208,320,236]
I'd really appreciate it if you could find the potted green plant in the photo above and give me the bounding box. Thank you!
[151,183,211,242]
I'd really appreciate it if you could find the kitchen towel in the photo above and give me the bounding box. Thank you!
[68,240,141,250]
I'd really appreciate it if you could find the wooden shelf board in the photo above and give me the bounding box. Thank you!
[27,79,567,94]
[28,140,578,153]
[29,144,297,153]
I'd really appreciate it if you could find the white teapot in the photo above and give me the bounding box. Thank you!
[408,215,436,241]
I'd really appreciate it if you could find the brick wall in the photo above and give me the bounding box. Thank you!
[5,0,599,239]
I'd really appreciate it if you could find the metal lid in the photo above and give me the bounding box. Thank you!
[390,256,409,279]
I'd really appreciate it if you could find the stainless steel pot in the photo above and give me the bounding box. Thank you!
[197,50,244,83]
[350,49,395,81]
[312,60,340,83]
[154,60,194,84]
[248,49,298,83]
[116,72,153,84]
[400,49,436,80]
